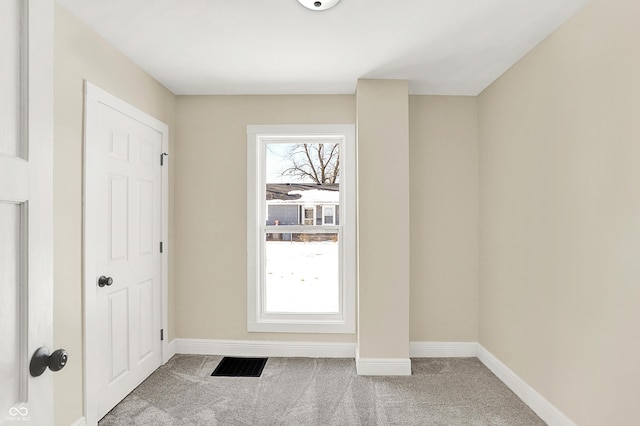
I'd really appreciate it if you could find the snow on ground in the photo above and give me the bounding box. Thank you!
[265,240,339,313]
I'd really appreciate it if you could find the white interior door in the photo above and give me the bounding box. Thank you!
[0,0,54,424]
[84,84,167,422]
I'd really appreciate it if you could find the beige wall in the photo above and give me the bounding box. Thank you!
[478,0,640,424]
[174,92,480,348]
[356,80,411,359]
[409,96,478,342]
[174,95,357,342]
[53,4,176,425]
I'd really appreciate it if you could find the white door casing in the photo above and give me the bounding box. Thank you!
[84,82,169,423]
[0,0,54,424]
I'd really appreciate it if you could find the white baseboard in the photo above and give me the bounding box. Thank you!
[356,357,412,376]
[477,345,576,426]
[175,340,476,360]
[70,416,87,426]
[409,341,476,358]
[174,338,356,358]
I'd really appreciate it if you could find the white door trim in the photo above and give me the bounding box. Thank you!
[82,81,169,425]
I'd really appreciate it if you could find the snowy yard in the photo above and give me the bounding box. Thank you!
[265,240,339,313]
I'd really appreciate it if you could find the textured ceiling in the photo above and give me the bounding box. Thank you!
[56,0,589,95]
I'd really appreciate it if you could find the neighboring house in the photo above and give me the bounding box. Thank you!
[266,183,339,241]
[266,183,340,226]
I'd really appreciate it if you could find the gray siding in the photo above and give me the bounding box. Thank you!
[267,205,299,225]
[267,204,340,226]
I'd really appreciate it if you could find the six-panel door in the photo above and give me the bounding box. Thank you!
[92,101,163,419]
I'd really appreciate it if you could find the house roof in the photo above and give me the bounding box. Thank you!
[267,183,338,201]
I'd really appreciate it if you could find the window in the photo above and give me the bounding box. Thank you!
[247,124,355,333]
[322,205,335,225]
[303,206,315,226]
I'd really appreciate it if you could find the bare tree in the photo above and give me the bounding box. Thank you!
[280,143,339,184]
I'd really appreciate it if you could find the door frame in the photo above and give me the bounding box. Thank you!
[82,81,169,425]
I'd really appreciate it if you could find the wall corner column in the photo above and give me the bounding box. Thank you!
[356,79,411,375]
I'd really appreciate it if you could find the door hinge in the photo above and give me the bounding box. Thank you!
[160,241,163,253]
[160,329,164,341]
[160,152,168,166]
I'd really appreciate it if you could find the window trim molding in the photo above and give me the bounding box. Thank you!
[247,124,356,333]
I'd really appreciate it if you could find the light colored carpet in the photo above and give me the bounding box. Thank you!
[99,355,545,425]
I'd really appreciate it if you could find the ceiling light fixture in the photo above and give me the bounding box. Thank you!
[297,0,340,11]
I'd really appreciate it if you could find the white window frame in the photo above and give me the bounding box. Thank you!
[247,124,356,333]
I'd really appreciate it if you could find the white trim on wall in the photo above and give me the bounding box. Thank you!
[409,341,477,358]
[477,345,576,426]
[171,340,481,360]
[356,357,412,376]
[160,124,170,363]
[174,338,357,358]
[70,417,87,426]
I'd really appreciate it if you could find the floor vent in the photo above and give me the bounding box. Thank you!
[211,357,268,377]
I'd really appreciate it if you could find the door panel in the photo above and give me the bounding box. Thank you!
[108,131,129,161]
[109,174,129,262]
[0,203,24,417]
[138,180,154,255]
[0,0,21,157]
[108,288,130,381]
[138,279,155,360]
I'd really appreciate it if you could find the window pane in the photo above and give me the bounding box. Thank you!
[266,142,340,184]
[265,142,340,225]
[304,207,315,225]
[323,206,335,225]
[265,232,339,313]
